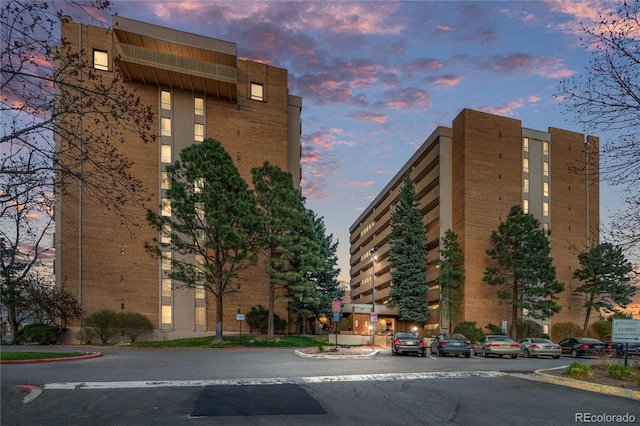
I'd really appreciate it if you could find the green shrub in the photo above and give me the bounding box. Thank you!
[608,363,636,381]
[119,312,153,342]
[15,323,60,345]
[552,322,583,341]
[245,305,286,334]
[485,323,503,335]
[453,321,483,343]
[84,309,120,343]
[565,362,592,379]
[590,320,612,340]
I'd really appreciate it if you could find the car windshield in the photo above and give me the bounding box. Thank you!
[396,332,415,339]
[579,338,602,343]
[488,336,511,341]
[450,334,467,340]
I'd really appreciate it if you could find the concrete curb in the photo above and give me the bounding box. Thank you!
[294,349,380,359]
[530,365,640,401]
[1,352,102,365]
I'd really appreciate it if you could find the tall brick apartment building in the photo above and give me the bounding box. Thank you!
[54,16,302,341]
[348,109,599,338]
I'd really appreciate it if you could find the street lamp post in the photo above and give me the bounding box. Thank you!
[370,247,378,348]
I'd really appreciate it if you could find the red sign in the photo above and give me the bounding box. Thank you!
[332,300,341,313]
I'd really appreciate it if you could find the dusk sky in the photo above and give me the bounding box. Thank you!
[98,0,626,283]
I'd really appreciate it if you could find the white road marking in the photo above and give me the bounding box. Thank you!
[43,371,507,390]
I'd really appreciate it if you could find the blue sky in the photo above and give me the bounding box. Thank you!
[101,0,625,282]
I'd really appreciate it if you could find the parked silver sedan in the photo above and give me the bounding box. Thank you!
[473,335,520,359]
[519,338,561,359]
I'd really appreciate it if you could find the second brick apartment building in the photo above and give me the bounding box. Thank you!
[348,108,599,338]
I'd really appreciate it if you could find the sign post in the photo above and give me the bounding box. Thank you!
[237,312,245,345]
[332,301,341,349]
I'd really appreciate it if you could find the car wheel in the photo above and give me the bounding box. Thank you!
[392,349,397,356]
[482,349,488,358]
[465,353,471,358]
[511,354,518,359]
[571,349,579,358]
[524,349,531,358]
[553,355,560,359]
[436,349,440,357]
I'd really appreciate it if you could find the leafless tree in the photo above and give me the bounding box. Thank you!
[1,1,154,335]
[557,0,640,253]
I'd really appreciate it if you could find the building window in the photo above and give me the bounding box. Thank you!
[162,278,172,297]
[161,171,171,189]
[195,286,205,300]
[523,158,529,174]
[543,202,549,217]
[161,198,171,216]
[194,124,204,142]
[523,199,529,214]
[162,252,172,271]
[161,91,171,110]
[523,178,529,193]
[194,178,204,194]
[523,137,529,153]
[161,145,172,163]
[161,117,172,136]
[161,224,171,244]
[543,182,549,197]
[543,141,549,156]
[161,305,172,324]
[250,82,264,101]
[195,97,204,115]
[93,50,109,71]
[543,161,549,177]
[195,306,205,325]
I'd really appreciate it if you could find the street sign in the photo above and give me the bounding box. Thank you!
[332,300,341,313]
[612,319,640,343]
[371,312,378,323]
[501,321,507,334]
[333,312,340,322]
[236,314,245,321]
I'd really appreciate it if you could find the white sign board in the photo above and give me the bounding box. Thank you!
[371,312,378,323]
[612,319,640,343]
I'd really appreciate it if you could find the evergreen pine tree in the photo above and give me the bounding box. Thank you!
[436,229,465,333]
[387,176,430,323]
[484,205,564,339]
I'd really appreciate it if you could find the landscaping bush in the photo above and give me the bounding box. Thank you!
[608,364,636,381]
[15,323,60,345]
[485,323,504,335]
[119,312,153,342]
[516,319,543,339]
[590,320,612,340]
[245,305,286,334]
[565,362,592,379]
[84,309,121,344]
[552,322,583,341]
[453,321,483,343]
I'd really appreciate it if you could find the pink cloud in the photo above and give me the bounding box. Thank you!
[345,112,388,124]
[429,74,462,88]
[341,180,374,188]
[382,87,431,109]
[436,24,455,33]
[492,54,574,79]
[478,99,525,116]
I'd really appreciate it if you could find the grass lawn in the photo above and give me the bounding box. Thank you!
[1,351,88,361]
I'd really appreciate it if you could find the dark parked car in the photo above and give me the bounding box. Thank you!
[604,342,640,358]
[391,331,426,357]
[430,333,471,358]
[558,337,608,358]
